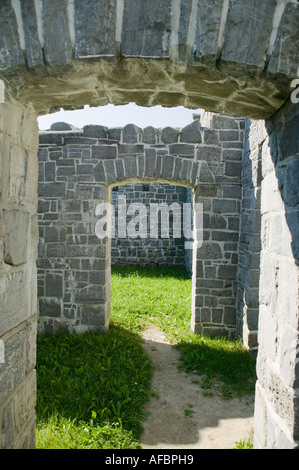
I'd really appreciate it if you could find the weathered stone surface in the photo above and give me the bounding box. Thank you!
[45,273,63,297]
[180,120,202,143]
[42,0,72,66]
[3,210,30,266]
[177,0,193,61]
[121,0,172,57]
[161,127,180,144]
[0,272,29,337]
[169,144,195,158]
[0,0,25,69]
[39,298,61,317]
[123,124,142,143]
[142,126,158,144]
[20,0,44,69]
[194,0,224,63]
[221,0,277,68]
[83,125,108,138]
[75,0,116,58]
[50,122,72,131]
[268,3,299,78]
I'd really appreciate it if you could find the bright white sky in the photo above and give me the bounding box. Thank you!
[38,103,202,130]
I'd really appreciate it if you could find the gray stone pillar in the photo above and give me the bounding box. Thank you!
[0,97,39,448]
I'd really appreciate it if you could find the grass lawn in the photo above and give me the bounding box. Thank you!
[36,265,256,449]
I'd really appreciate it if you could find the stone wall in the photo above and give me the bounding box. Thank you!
[0,99,39,449]
[253,99,299,449]
[111,183,191,268]
[37,113,244,338]
[236,119,262,355]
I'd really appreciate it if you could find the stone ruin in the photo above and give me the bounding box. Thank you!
[0,0,298,449]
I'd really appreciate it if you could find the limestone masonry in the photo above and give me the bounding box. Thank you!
[0,0,298,450]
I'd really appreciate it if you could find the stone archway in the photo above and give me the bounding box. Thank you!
[0,0,298,449]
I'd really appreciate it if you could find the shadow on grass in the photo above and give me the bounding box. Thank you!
[36,324,152,441]
[176,336,256,399]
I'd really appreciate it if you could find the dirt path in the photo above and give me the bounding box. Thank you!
[140,325,254,450]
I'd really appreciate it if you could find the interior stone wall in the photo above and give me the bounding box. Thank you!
[111,183,191,269]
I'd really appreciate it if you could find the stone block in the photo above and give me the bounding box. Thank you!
[169,144,195,158]
[123,124,142,143]
[66,245,93,258]
[83,125,107,138]
[46,243,65,258]
[95,161,106,182]
[180,120,202,143]
[121,0,171,57]
[194,0,224,63]
[38,182,66,197]
[81,304,106,326]
[196,242,222,260]
[107,128,121,141]
[92,145,117,159]
[221,0,276,68]
[161,127,180,144]
[3,210,30,266]
[103,160,116,183]
[39,134,63,145]
[142,126,158,144]
[213,199,237,214]
[145,149,156,178]
[197,145,221,161]
[45,162,56,181]
[268,3,299,77]
[161,155,174,180]
[39,298,61,317]
[20,0,44,69]
[210,114,239,130]
[0,1,25,69]
[118,144,144,155]
[225,161,242,178]
[218,265,238,280]
[42,0,72,66]
[44,226,66,242]
[219,130,240,142]
[45,273,63,297]
[12,370,36,441]
[115,159,125,181]
[75,0,116,57]
[50,122,72,131]
[75,285,104,303]
[124,156,137,180]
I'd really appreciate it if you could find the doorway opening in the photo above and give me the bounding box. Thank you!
[109,181,194,339]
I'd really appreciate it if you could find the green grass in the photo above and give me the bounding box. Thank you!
[36,265,256,448]
[111,265,193,341]
[36,326,152,449]
[111,265,256,399]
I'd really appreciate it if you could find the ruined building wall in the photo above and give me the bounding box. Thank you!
[37,113,245,338]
